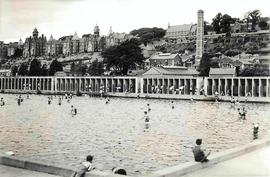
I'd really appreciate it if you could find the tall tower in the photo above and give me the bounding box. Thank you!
[33,28,39,38]
[94,24,100,37]
[195,10,204,65]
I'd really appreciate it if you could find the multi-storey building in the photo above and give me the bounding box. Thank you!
[46,35,63,56]
[0,41,7,59]
[23,28,47,57]
[106,26,129,47]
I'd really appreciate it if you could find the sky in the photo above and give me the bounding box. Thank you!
[0,0,269,42]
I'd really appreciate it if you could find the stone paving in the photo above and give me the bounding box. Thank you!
[181,146,270,177]
[0,165,62,177]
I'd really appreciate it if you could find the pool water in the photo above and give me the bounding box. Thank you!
[0,94,269,175]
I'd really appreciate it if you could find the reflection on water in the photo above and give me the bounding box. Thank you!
[0,94,269,175]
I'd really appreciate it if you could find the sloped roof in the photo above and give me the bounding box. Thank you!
[209,68,235,75]
[149,53,179,60]
[167,24,194,33]
[143,66,199,76]
[72,32,79,40]
[48,34,54,42]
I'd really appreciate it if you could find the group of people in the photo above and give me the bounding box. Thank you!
[71,155,127,177]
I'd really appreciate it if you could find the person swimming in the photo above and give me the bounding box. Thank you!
[146,104,151,112]
[171,101,174,109]
[58,97,62,106]
[48,97,51,105]
[71,105,77,116]
[0,97,5,106]
[238,106,247,120]
[144,111,149,123]
[253,123,259,139]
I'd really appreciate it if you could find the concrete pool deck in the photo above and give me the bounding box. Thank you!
[0,139,269,177]
[180,145,270,177]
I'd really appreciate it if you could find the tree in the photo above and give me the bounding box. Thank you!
[41,64,48,76]
[130,27,166,44]
[220,14,233,33]
[212,13,233,34]
[49,59,63,76]
[102,38,145,75]
[29,59,41,76]
[239,64,269,76]
[212,13,223,34]
[197,53,214,76]
[248,10,261,31]
[18,63,29,76]
[87,59,104,76]
[11,65,18,76]
[204,21,213,35]
[259,20,269,30]
[245,42,259,54]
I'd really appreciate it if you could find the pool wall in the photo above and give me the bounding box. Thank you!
[0,139,269,177]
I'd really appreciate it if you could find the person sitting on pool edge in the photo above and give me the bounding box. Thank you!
[71,155,94,177]
[112,167,127,175]
[192,139,210,163]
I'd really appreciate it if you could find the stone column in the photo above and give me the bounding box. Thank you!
[267,79,269,97]
[252,78,255,97]
[244,78,247,96]
[238,78,241,97]
[259,79,262,97]
[231,79,234,96]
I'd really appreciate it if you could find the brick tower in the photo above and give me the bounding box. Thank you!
[195,10,204,65]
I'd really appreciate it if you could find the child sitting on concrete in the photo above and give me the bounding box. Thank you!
[192,139,210,163]
[71,155,94,177]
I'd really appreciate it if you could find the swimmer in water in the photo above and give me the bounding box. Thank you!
[48,97,51,105]
[171,101,174,109]
[0,97,5,106]
[147,103,151,112]
[58,97,62,106]
[253,123,259,139]
[144,111,149,123]
[71,105,77,116]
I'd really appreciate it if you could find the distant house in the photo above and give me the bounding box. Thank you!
[143,66,199,77]
[209,68,236,77]
[145,53,182,68]
[54,71,83,77]
[0,69,11,77]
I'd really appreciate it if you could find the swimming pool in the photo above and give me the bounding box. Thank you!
[0,94,269,175]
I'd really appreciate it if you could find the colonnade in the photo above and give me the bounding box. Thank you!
[141,77,199,95]
[206,77,270,97]
[0,76,137,94]
[0,77,54,91]
[0,76,270,98]
[55,77,137,93]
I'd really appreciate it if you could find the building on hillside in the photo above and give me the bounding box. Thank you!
[0,69,11,76]
[209,68,236,77]
[143,66,199,77]
[165,24,197,39]
[0,41,7,59]
[46,35,63,56]
[140,43,156,58]
[23,28,47,57]
[145,53,182,68]
[106,26,129,47]
[59,35,73,56]
[7,42,18,57]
